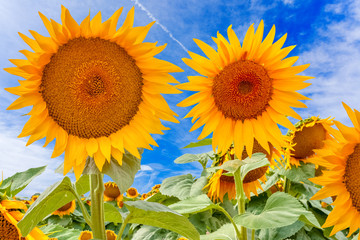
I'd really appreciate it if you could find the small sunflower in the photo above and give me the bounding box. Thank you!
[0,199,48,240]
[78,230,93,240]
[5,6,182,179]
[52,200,76,217]
[106,230,117,240]
[117,195,124,208]
[284,116,334,167]
[205,142,279,201]
[30,195,39,203]
[310,103,360,237]
[103,181,122,201]
[152,184,161,191]
[178,20,311,158]
[126,187,139,198]
[140,193,147,200]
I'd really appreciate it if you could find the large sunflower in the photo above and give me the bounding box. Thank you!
[283,116,334,167]
[52,200,76,217]
[178,21,311,157]
[205,141,280,201]
[0,200,48,240]
[5,6,182,179]
[310,103,360,237]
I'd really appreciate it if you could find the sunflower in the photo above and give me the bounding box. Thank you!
[78,230,93,240]
[126,187,139,198]
[310,103,360,237]
[177,20,311,158]
[0,200,48,240]
[140,193,147,200]
[106,230,117,240]
[283,116,334,167]
[103,181,122,201]
[52,200,76,217]
[5,6,182,179]
[205,141,279,201]
[30,195,39,203]
[117,195,124,209]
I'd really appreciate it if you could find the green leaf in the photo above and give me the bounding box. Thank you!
[240,153,269,181]
[190,176,208,197]
[0,166,46,197]
[46,215,72,227]
[40,224,81,240]
[174,152,213,164]
[260,172,280,193]
[132,225,179,240]
[160,174,204,200]
[200,223,238,240]
[277,162,315,184]
[104,202,122,223]
[169,194,216,215]
[125,200,200,240]
[18,175,90,236]
[234,192,321,229]
[258,221,305,240]
[183,138,212,148]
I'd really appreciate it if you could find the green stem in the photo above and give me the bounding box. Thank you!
[217,206,241,240]
[251,229,255,240]
[70,186,92,228]
[116,213,132,240]
[284,176,291,193]
[234,168,247,240]
[90,173,106,240]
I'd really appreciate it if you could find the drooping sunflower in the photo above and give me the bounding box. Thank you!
[283,116,334,167]
[126,187,139,198]
[0,200,48,240]
[106,230,117,240]
[205,141,280,201]
[5,6,182,179]
[52,200,76,217]
[78,230,93,240]
[103,181,122,202]
[178,20,311,157]
[310,103,360,237]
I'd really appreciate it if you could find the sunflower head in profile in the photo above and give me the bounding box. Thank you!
[103,181,122,202]
[126,187,139,198]
[52,200,76,217]
[283,116,334,167]
[5,6,182,179]
[0,199,48,240]
[205,142,280,201]
[178,20,312,159]
[310,103,360,237]
[79,230,93,240]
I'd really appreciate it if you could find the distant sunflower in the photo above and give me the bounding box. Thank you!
[78,230,93,240]
[106,230,117,240]
[140,193,147,200]
[178,20,311,157]
[52,200,76,217]
[30,195,39,203]
[205,142,279,201]
[0,200,47,240]
[126,187,139,198]
[104,181,122,201]
[310,103,360,237]
[284,116,334,167]
[5,6,182,179]
[117,195,124,208]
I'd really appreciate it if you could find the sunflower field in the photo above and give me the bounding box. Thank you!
[1,2,360,240]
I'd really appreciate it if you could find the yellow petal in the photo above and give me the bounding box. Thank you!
[86,138,98,157]
[98,136,112,162]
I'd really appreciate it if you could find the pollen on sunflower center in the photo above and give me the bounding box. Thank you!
[41,37,143,139]
[291,123,326,159]
[344,144,360,212]
[0,212,21,240]
[57,201,73,212]
[212,60,273,121]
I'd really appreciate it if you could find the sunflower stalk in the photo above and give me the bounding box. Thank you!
[69,185,92,228]
[284,176,291,193]
[234,167,247,240]
[90,173,106,239]
[116,212,132,240]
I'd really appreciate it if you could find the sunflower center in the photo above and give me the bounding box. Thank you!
[0,212,21,240]
[41,37,143,139]
[128,188,137,197]
[79,231,93,240]
[344,144,360,212]
[212,60,272,121]
[104,186,121,199]
[291,123,326,159]
[57,201,73,212]
[220,171,235,183]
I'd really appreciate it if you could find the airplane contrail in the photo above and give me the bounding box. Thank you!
[131,0,189,53]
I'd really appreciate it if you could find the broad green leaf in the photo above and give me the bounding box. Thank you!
[169,194,216,215]
[132,225,179,240]
[46,215,72,227]
[160,174,201,200]
[260,172,280,193]
[0,166,46,197]
[104,202,122,223]
[200,223,240,240]
[125,201,200,240]
[183,138,212,148]
[213,159,244,173]
[190,176,208,197]
[40,224,81,240]
[240,153,269,181]
[234,192,321,229]
[294,228,311,240]
[277,162,315,184]
[258,221,305,240]
[18,175,90,236]
[174,152,213,165]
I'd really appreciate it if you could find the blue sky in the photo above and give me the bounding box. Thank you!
[1,0,359,197]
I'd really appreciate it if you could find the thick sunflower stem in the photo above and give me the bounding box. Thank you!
[234,168,247,240]
[90,173,106,240]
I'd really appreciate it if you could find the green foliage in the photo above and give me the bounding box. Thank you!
[169,194,216,215]
[125,200,200,240]
[234,192,321,229]
[183,138,212,148]
[277,162,315,185]
[41,224,81,240]
[17,175,90,236]
[104,202,123,223]
[0,166,46,197]
[132,225,180,240]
